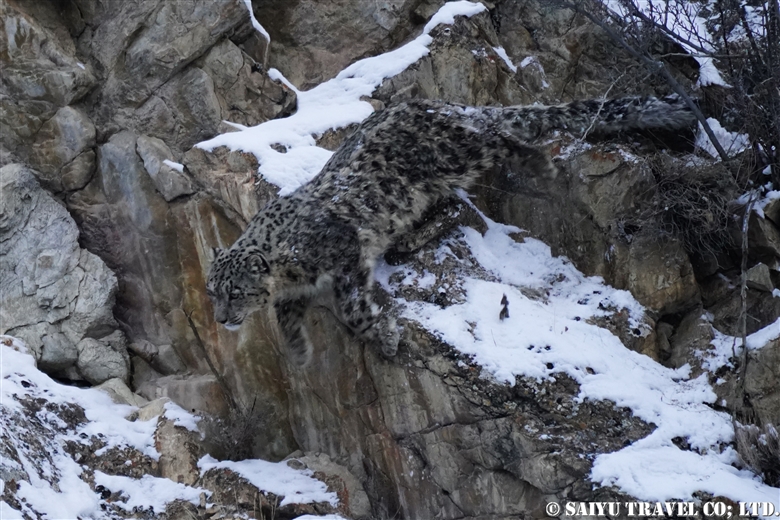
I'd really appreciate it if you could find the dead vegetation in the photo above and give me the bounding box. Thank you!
[735,421,780,487]
[647,155,739,259]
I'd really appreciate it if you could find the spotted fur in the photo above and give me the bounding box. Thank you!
[207,96,695,365]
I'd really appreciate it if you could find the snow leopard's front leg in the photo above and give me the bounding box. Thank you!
[334,269,399,358]
[274,296,314,366]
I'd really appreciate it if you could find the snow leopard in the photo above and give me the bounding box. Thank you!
[207,96,695,366]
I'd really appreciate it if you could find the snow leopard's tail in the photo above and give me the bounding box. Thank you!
[490,95,696,141]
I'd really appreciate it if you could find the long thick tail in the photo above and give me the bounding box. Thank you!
[490,95,696,141]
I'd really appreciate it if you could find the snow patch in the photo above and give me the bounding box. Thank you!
[602,0,730,87]
[389,207,780,505]
[492,46,517,72]
[197,1,488,195]
[162,159,184,172]
[241,0,270,43]
[705,318,780,372]
[198,455,338,507]
[163,400,202,433]
[695,118,750,159]
[754,189,780,219]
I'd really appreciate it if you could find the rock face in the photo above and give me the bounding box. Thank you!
[2,0,780,518]
[0,164,127,384]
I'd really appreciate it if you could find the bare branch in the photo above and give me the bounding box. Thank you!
[559,0,734,163]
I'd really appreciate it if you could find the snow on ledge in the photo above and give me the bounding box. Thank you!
[380,203,780,506]
[93,472,206,514]
[197,1,488,195]
[492,46,518,72]
[198,455,338,507]
[162,159,184,172]
[241,0,270,43]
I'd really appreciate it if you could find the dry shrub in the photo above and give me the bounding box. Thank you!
[735,421,780,486]
[646,155,739,259]
[199,397,271,461]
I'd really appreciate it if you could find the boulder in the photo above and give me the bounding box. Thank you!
[128,338,187,375]
[749,212,780,262]
[286,452,371,519]
[198,38,297,128]
[747,263,776,293]
[76,331,131,385]
[96,377,149,407]
[156,416,203,485]
[745,338,780,426]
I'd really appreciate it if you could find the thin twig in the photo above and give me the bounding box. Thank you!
[737,190,757,397]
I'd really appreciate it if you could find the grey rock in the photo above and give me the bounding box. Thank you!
[60,248,119,345]
[72,130,184,347]
[61,150,97,191]
[92,0,248,130]
[39,332,79,372]
[136,374,230,417]
[136,135,195,201]
[28,106,96,191]
[131,356,164,397]
[134,96,177,141]
[709,283,780,336]
[156,416,203,485]
[182,146,268,222]
[129,338,187,375]
[157,67,223,151]
[257,0,423,89]
[199,39,297,127]
[288,452,371,519]
[668,308,714,372]
[76,331,130,385]
[135,397,170,423]
[745,338,780,426]
[749,212,780,261]
[129,339,159,361]
[154,344,188,375]
[765,197,780,226]
[0,2,96,107]
[747,263,775,293]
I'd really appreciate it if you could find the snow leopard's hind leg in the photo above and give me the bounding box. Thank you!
[334,266,399,358]
[274,297,314,366]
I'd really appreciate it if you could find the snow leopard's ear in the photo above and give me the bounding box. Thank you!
[247,251,270,277]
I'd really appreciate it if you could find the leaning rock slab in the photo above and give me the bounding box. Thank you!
[0,164,123,378]
[28,106,96,192]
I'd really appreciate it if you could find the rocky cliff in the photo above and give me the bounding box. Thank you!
[1,0,779,518]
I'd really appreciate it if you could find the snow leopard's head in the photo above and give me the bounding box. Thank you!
[206,245,272,330]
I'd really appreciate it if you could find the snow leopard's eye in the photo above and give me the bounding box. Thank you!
[229,288,242,300]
